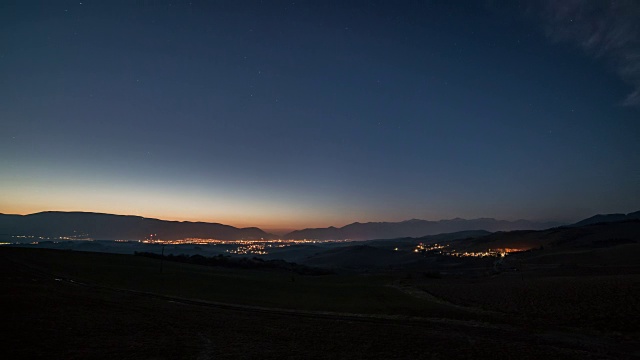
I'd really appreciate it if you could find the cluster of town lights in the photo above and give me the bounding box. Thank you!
[9,233,525,258]
[139,235,353,255]
[414,242,524,258]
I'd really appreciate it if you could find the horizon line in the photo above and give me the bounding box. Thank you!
[0,209,580,232]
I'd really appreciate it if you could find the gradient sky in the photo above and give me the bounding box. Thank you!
[1,0,639,231]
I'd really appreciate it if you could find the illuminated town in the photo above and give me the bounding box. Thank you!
[445,248,524,258]
[12,233,92,242]
[139,235,354,255]
[7,233,526,257]
[414,243,449,253]
[414,242,525,258]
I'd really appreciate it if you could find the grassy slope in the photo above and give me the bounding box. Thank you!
[2,247,473,319]
[3,246,639,359]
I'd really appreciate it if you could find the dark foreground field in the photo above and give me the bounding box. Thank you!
[1,247,638,359]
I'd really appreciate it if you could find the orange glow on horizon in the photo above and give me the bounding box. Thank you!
[0,176,368,231]
[0,204,348,232]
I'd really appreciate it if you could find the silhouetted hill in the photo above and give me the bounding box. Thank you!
[418,230,493,243]
[299,220,640,271]
[284,218,560,241]
[455,220,640,253]
[571,210,640,227]
[0,211,276,241]
[360,230,492,251]
[303,245,420,269]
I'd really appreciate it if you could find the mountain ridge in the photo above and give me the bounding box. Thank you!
[2,210,637,242]
[570,211,640,227]
[0,211,277,241]
[284,218,564,241]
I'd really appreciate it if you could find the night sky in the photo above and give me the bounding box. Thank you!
[1,0,639,231]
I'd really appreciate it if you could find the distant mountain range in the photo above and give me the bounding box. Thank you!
[283,218,563,241]
[570,211,640,227]
[0,212,276,241]
[1,210,637,242]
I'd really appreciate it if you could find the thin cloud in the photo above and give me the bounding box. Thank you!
[525,0,640,107]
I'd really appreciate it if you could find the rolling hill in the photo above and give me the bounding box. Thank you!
[570,210,640,227]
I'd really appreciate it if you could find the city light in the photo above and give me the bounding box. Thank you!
[414,242,526,258]
[139,237,354,255]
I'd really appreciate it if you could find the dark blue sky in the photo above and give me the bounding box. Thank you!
[1,0,639,230]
